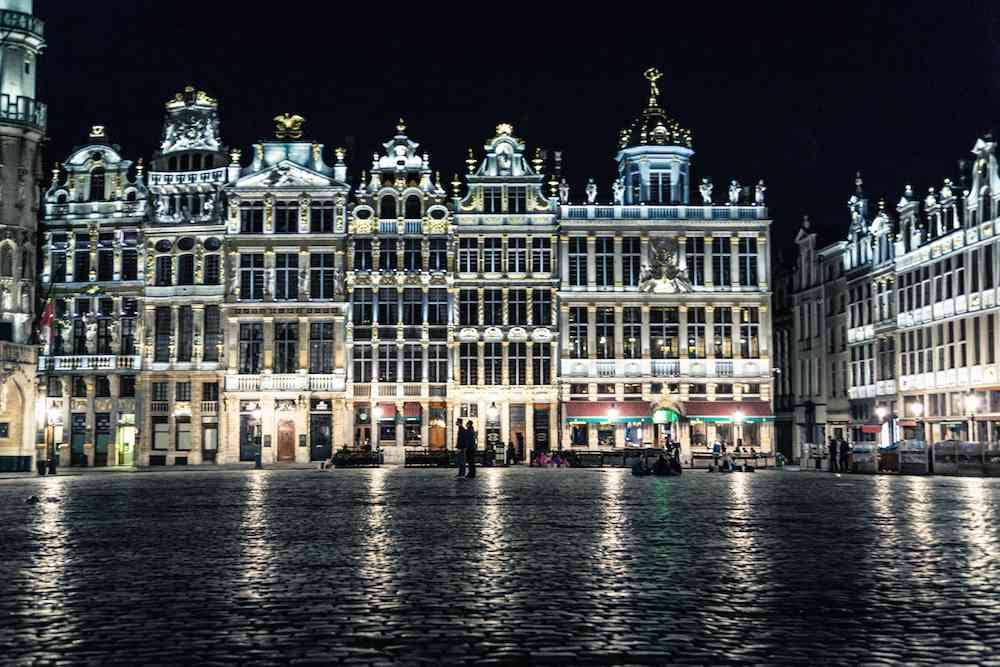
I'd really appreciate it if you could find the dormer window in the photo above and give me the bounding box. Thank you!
[379,196,396,220]
[509,187,526,213]
[89,168,106,202]
[484,187,501,213]
[649,171,670,204]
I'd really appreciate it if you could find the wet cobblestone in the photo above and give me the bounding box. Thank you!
[0,468,998,664]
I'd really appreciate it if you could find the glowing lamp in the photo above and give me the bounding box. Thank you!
[909,401,924,418]
[875,405,888,421]
[965,394,981,413]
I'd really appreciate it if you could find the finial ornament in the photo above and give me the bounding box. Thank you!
[496,123,513,137]
[397,118,406,134]
[855,171,863,193]
[89,125,106,140]
[230,148,241,165]
[273,113,305,139]
[644,67,663,106]
[466,148,477,174]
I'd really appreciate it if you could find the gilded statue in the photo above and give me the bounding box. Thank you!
[274,113,305,140]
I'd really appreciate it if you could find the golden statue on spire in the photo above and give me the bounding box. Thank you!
[644,67,662,106]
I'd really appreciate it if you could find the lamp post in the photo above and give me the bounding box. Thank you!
[964,392,981,445]
[251,406,262,469]
[46,406,59,475]
[733,409,746,448]
[909,400,924,443]
[875,404,895,447]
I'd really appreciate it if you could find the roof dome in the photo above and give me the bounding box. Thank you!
[618,68,692,150]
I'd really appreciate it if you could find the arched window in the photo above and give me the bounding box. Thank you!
[168,156,178,171]
[379,196,397,219]
[983,189,993,223]
[179,155,190,171]
[126,190,136,202]
[404,194,421,219]
[0,245,12,276]
[204,155,214,169]
[177,254,194,285]
[89,168,105,202]
[192,154,202,171]
[56,193,67,204]
[20,250,30,278]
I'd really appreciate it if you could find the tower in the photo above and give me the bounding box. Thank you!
[0,0,44,472]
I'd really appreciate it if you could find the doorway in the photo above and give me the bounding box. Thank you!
[70,413,87,466]
[277,420,295,462]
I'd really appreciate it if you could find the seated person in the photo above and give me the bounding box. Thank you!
[631,456,649,476]
[550,453,561,468]
[653,454,672,476]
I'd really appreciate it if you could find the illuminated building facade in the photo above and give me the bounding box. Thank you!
[0,0,44,471]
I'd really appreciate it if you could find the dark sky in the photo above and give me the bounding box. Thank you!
[36,2,1000,258]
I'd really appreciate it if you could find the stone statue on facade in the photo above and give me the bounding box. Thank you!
[755,179,766,205]
[156,195,168,218]
[108,319,119,353]
[585,178,597,204]
[728,180,741,205]
[639,236,692,294]
[202,194,214,218]
[558,178,569,203]
[612,179,625,205]
[84,312,98,354]
[57,316,73,353]
[699,177,713,204]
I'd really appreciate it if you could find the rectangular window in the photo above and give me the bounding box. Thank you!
[95,377,110,398]
[460,342,478,385]
[713,308,733,359]
[402,288,422,326]
[203,255,220,285]
[509,342,527,385]
[596,307,615,358]
[459,289,478,326]
[956,253,965,296]
[532,342,551,385]
[155,256,172,286]
[428,238,447,271]
[458,238,478,273]
[404,239,421,271]
[119,375,136,398]
[152,416,169,450]
[740,307,760,358]
[986,244,995,289]
[531,237,552,274]
[239,254,265,300]
[402,343,422,382]
[72,375,87,397]
[97,249,114,281]
[353,288,373,326]
[971,250,980,293]
[275,253,299,300]
[687,307,706,358]
[202,382,219,402]
[203,306,221,362]
[622,236,641,287]
[650,307,679,359]
[309,253,336,300]
[508,237,527,273]
[712,237,732,286]
[177,306,193,362]
[309,322,335,374]
[509,186,527,213]
[353,238,373,271]
[377,288,398,326]
[569,307,588,358]
[508,289,527,325]
[274,322,298,374]
[595,237,614,287]
[175,417,192,451]
[623,307,641,359]
[240,202,264,234]
[377,344,398,382]
[738,238,758,286]
[686,237,705,286]
[379,239,397,271]
[483,342,502,385]
[483,289,502,325]
[51,251,67,282]
[310,200,335,233]
[568,237,587,286]
[353,345,373,382]
[483,238,502,273]
[154,306,171,363]
[74,250,90,282]
[274,200,297,233]
[484,186,502,213]
[151,381,169,402]
[239,323,263,374]
[532,288,552,327]
[428,344,448,383]
[427,288,448,326]
[175,382,192,402]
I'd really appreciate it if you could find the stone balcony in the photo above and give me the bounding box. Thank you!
[559,357,768,380]
[225,371,346,393]
[38,354,141,372]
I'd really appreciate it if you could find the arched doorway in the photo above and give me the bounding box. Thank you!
[276,420,295,462]
[652,401,684,448]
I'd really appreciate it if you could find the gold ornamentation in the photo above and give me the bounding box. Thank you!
[230,149,241,165]
[496,123,513,137]
[273,113,305,139]
[89,125,105,139]
[644,67,662,105]
[396,118,406,134]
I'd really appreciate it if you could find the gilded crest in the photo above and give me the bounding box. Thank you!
[273,113,305,139]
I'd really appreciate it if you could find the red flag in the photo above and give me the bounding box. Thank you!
[39,300,54,328]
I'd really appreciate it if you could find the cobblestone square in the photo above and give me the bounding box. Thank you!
[1,468,999,664]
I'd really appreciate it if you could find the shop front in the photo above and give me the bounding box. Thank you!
[403,402,422,447]
[563,402,653,449]
[682,400,774,456]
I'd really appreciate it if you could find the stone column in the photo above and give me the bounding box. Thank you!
[169,304,179,363]
[550,400,560,451]
[613,235,623,289]
[733,306,743,359]
[524,403,534,461]
[420,400,429,448]
[298,316,310,371]
[679,305,689,359]
[477,341,485,386]
[704,235,714,287]
[262,316,274,371]
[586,304,597,358]
[641,305,651,360]
[706,305,716,362]
[334,313,346,370]
[550,341,559,386]
[192,303,205,363]
[731,236,741,287]
[586,235,596,289]
[560,235,569,285]
[526,288,534,326]
[758,232,769,288]
[614,304,624,358]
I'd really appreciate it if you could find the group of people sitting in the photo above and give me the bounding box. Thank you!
[709,439,757,472]
[531,452,571,468]
[631,448,683,477]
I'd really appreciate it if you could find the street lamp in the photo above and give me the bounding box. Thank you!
[733,409,746,448]
[251,406,262,469]
[486,402,499,421]
[965,392,981,444]
[875,404,895,447]
[46,406,59,475]
[909,400,924,442]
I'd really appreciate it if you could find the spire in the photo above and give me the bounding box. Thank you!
[855,171,863,195]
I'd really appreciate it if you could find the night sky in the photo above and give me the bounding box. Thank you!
[37,2,1000,259]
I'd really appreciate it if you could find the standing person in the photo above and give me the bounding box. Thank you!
[712,439,722,471]
[465,420,477,478]
[839,437,851,473]
[828,436,839,473]
[455,418,467,478]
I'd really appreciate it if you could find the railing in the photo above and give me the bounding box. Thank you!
[0,94,46,131]
[596,360,616,378]
[378,383,398,397]
[226,375,261,392]
[354,384,371,397]
[564,357,767,380]
[0,9,44,38]
[148,168,229,188]
[716,361,734,378]
[39,355,140,372]
[150,402,169,414]
[429,384,447,397]
[561,204,767,221]
[652,360,681,378]
[403,383,422,396]
[0,341,35,365]
[310,374,344,391]
[265,374,307,391]
[200,401,219,414]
